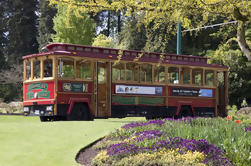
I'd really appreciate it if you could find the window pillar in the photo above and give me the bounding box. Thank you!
[31,59,34,80]
[23,60,26,81]
[41,60,44,79]
[190,68,192,85]
[202,68,205,86]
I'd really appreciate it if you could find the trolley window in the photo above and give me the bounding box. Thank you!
[192,68,203,85]
[182,67,191,85]
[44,59,53,78]
[168,67,179,84]
[126,63,139,81]
[34,59,41,79]
[25,61,31,80]
[112,63,125,81]
[205,70,214,86]
[77,60,91,80]
[58,58,74,78]
[154,65,165,83]
[98,64,106,84]
[140,64,152,83]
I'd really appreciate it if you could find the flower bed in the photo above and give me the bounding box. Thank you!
[92,117,251,166]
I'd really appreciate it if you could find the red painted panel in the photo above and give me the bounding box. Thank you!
[23,81,55,103]
[57,93,92,105]
[168,97,215,107]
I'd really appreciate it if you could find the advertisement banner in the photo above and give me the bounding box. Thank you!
[172,88,213,97]
[115,85,162,95]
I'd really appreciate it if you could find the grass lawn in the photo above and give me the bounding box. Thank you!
[0,116,144,166]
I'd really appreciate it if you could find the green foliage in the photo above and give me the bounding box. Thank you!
[0,84,22,102]
[119,16,147,51]
[49,0,251,59]
[92,34,114,48]
[52,4,95,45]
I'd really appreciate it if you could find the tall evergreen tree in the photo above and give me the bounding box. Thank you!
[37,0,57,52]
[120,16,147,51]
[6,0,38,65]
[0,0,7,69]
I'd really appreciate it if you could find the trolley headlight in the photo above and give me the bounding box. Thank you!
[46,106,53,111]
[23,107,29,112]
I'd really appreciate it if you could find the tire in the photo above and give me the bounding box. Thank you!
[180,105,193,117]
[40,116,53,122]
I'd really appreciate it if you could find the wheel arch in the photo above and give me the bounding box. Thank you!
[67,98,92,115]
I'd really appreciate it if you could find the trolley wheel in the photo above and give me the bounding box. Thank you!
[40,116,53,122]
[67,103,92,121]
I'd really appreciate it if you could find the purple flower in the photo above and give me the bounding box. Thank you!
[245,126,251,132]
[134,130,163,141]
[121,122,146,129]
[147,120,165,126]
[121,120,165,129]
[106,142,148,157]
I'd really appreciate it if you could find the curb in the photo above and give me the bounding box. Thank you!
[75,137,104,163]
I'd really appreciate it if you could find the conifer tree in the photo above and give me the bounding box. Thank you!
[37,0,57,52]
[6,0,38,65]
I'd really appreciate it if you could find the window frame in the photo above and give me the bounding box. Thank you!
[153,65,166,84]
[76,59,92,81]
[57,57,75,79]
[168,66,179,84]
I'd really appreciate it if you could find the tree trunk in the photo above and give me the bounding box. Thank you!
[117,11,121,33]
[107,10,110,36]
[237,21,251,61]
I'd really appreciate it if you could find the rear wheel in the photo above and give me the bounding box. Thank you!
[180,105,193,117]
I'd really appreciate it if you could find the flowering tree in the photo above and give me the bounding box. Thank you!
[49,0,251,60]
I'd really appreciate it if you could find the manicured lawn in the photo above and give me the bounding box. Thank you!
[0,116,144,166]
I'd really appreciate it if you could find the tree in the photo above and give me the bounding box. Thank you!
[120,16,147,51]
[52,4,96,45]
[0,0,7,69]
[49,0,251,60]
[6,0,38,65]
[37,0,57,52]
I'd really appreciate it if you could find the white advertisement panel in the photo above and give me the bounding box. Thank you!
[115,85,162,95]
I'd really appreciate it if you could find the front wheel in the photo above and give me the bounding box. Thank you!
[40,116,53,122]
